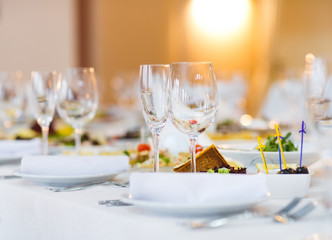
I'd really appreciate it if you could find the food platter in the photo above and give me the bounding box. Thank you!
[216,141,319,173]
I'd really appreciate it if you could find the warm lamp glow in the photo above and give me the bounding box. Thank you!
[191,0,250,36]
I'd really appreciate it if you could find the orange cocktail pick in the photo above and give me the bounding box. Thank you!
[274,124,287,169]
[256,136,268,174]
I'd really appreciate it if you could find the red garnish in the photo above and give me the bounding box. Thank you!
[189,120,197,125]
[195,144,203,154]
[137,143,151,152]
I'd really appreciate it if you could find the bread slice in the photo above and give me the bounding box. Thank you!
[173,144,229,172]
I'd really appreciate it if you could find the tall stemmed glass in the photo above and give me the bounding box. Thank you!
[169,62,218,172]
[139,64,170,172]
[0,71,24,138]
[30,71,57,155]
[304,54,332,235]
[56,68,99,153]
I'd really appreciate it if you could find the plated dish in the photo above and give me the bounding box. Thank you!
[216,141,319,171]
[14,170,126,187]
[261,170,313,198]
[121,194,269,216]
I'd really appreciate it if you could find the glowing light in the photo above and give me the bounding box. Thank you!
[191,0,250,36]
[268,120,278,129]
[305,53,315,63]
[240,114,253,126]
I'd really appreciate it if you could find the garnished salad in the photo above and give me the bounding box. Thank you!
[260,132,298,152]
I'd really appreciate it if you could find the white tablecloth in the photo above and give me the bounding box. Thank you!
[0,163,331,240]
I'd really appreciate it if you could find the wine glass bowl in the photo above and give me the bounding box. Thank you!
[139,64,170,172]
[305,54,332,230]
[305,55,332,148]
[30,71,57,154]
[169,62,218,172]
[56,68,99,152]
[0,71,25,138]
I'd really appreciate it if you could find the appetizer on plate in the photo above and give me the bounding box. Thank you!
[173,144,246,173]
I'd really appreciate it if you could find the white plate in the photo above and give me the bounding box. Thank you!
[121,194,269,217]
[217,142,319,171]
[14,170,126,187]
[263,170,313,199]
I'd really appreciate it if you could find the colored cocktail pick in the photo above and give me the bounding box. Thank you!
[256,136,268,174]
[299,121,307,167]
[274,124,287,169]
[277,141,282,170]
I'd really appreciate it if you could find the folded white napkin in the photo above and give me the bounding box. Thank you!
[130,173,268,203]
[0,138,41,157]
[21,155,129,176]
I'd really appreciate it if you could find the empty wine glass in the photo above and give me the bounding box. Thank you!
[305,54,332,153]
[139,64,169,172]
[169,62,218,172]
[304,54,332,236]
[56,68,99,152]
[0,71,25,138]
[29,71,57,155]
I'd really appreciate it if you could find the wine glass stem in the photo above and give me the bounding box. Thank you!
[189,136,197,172]
[3,121,12,139]
[153,132,160,172]
[41,126,49,155]
[75,128,82,153]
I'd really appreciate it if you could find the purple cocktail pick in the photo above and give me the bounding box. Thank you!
[276,136,283,170]
[299,121,307,167]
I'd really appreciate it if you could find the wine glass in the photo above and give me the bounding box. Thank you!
[0,71,25,138]
[304,54,332,237]
[56,68,99,152]
[139,64,170,172]
[29,71,57,155]
[169,62,218,172]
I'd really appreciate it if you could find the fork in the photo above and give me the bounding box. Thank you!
[187,198,304,229]
[99,199,133,206]
[274,200,318,223]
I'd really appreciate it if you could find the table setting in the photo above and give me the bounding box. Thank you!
[0,59,332,240]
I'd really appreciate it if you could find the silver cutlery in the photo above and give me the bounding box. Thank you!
[187,198,313,229]
[0,175,20,180]
[274,200,318,223]
[46,180,129,192]
[187,210,259,229]
[99,199,132,207]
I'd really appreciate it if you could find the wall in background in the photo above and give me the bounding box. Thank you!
[2,0,332,116]
[81,0,258,109]
[0,0,78,74]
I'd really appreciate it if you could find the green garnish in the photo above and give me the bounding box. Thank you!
[260,132,298,152]
[123,150,130,157]
[207,169,215,173]
[160,154,170,164]
[218,167,230,174]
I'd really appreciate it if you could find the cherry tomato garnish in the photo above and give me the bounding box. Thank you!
[195,144,203,154]
[189,120,197,125]
[137,143,151,152]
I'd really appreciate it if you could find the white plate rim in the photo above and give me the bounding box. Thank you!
[218,142,317,156]
[121,193,269,212]
[14,169,127,180]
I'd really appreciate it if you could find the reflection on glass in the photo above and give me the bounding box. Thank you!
[57,68,99,153]
[169,62,218,172]
[139,64,169,172]
[30,71,57,155]
[0,71,24,138]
